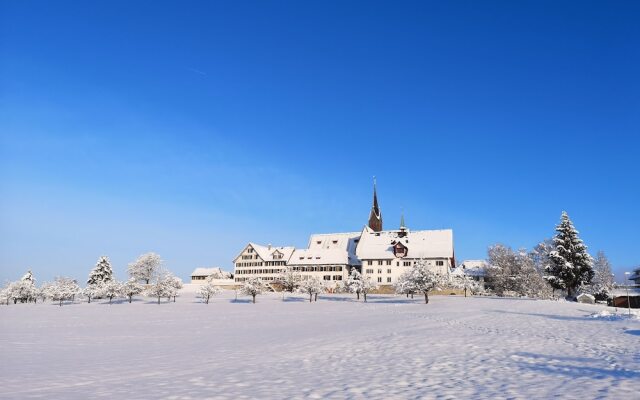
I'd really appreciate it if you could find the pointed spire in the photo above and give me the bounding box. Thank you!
[368,177,383,231]
[400,209,405,229]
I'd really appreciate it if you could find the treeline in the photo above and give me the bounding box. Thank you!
[483,211,614,301]
[0,252,183,306]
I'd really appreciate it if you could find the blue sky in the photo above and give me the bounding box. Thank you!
[1,1,638,283]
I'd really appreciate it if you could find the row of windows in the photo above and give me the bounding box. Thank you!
[365,269,393,274]
[241,255,256,260]
[365,259,446,267]
[265,261,286,266]
[366,260,393,266]
[236,269,281,275]
[236,277,277,282]
[377,277,392,283]
[323,275,343,281]
[292,266,343,272]
[236,262,264,267]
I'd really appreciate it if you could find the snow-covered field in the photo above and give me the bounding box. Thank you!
[1,292,638,399]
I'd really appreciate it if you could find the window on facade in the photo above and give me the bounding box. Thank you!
[436,260,444,266]
[377,277,382,283]
[378,269,382,274]
[367,260,372,265]
[316,241,321,244]
[332,240,338,244]
[397,262,400,266]
[386,260,391,265]
[403,261,411,266]
[377,260,383,265]
[366,269,374,274]
[387,277,392,283]
[323,275,331,281]
[387,269,391,274]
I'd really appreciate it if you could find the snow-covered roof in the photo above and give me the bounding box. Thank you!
[191,267,230,277]
[236,243,296,262]
[289,248,352,266]
[288,232,361,266]
[355,226,454,260]
[454,260,489,277]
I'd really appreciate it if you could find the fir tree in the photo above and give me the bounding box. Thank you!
[87,256,114,286]
[544,211,594,299]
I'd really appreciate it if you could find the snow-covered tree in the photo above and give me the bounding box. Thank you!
[43,277,80,306]
[240,278,266,303]
[121,278,144,303]
[21,270,35,284]
[453,274,478,297]
[146,274,172,304]
[128,252,162,284]
[402,261,448,304]
[344,268,363,300]
[87,256,114,286]
[165,275,183,302]
[0,286,10,305]
[276,266,302,296]
[581,251,614,301]
[100,280,123,304]
[544,211,594,299]
[199,280,221,304]
[81,283,103,303]
[530,239,554,274]
[299,277,325,302]
[394,273,417,298]
[359,275,378,302]
[487,245,551,298]
[7,279,37,304]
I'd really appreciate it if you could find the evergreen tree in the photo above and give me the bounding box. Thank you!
[544,211,594,299]
[87,256,114,286]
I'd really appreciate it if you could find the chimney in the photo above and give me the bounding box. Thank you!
[268,243,272,250]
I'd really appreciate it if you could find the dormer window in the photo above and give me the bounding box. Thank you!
[332,240,338,244]
[316,241,321,244]
[393,242,408,258]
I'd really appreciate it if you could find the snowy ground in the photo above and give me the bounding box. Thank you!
[1,291,638,400]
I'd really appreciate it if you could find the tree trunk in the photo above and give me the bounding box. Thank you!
[128,295,132,303]
[364,293,367,302]
[356,292,360,300]
[252,294,256,304]
[464,288,467,297]
[157,296,161,304]
[109,296,112,304]
[309,293,312,302]
[314,293,317,302]
[411,293,414,299]
[424,292,429,304]
[59,299,63,306]
[88,297,91,304]
[205,296,209,304]
[146,279,150,284]
[14,298,17,304]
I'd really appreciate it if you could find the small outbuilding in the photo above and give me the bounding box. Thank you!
[576,293,595,304]
[190,267,232,284]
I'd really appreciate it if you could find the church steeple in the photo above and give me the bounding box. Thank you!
[368,177,383,232]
